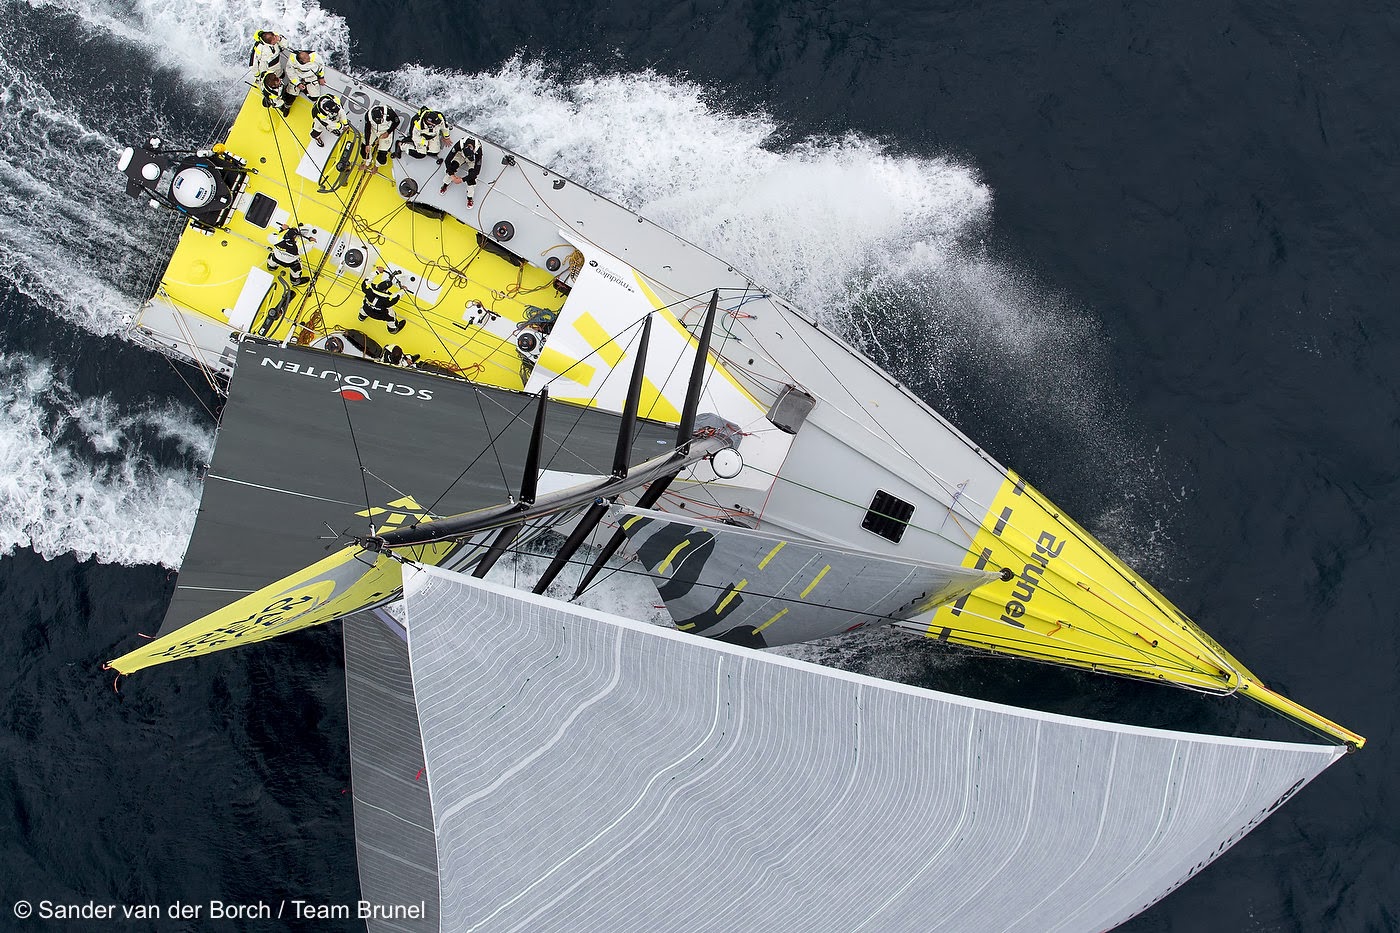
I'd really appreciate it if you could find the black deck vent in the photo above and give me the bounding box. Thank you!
[862,490,915,543]
[244,192,276,228]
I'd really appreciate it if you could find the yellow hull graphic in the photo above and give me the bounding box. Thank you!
[145,88,565,390]
[926,472,1362,746]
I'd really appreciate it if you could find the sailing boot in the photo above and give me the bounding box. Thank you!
[387,318,407,334]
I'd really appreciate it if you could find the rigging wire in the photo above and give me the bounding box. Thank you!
[213,78,1228,684]
[161,353,218,422]
[732,460,1213,673]
[322,354,376,536]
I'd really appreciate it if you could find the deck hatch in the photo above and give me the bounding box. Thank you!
[862,490,914,543]
[245,192,276,227]
[768,385,816,434]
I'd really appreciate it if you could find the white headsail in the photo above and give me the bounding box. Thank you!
[384,566,1343,933]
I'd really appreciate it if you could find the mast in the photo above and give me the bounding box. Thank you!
[367,293,736,589]
[533,314,655,594]
[572,290,723,597]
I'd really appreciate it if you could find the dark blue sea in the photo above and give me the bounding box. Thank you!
[1,0,1396,929]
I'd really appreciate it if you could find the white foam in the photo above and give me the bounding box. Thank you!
[386,59,993,317]
[27,0,350,91]
[0,352,212,567]
[0,64,146,332]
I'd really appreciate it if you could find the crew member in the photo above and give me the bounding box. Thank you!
[259,72,294,116]
[267,223,314,286]
[283,49,326,103]
[438,135,482,206]
[359,268,408,334]
[249,29,289,79]
[360,104,400,169]
[383,344,420,367]
[404,107,451,159]
[310,93,348,148]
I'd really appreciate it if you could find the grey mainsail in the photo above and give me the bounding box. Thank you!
[163,338,678,634]
[397,566,1343,933]
[615,506,997,647]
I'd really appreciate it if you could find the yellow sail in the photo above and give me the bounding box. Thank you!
[107,540,450,675]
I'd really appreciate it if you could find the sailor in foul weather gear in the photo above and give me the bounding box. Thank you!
[438,135,482,206]
[405,107,451,159]
[359,268,407,333]
[360,104,401,168]
[382,344,420,367]
[266,223,314,286]
[249,30,289,79]
[283,50,326,102]
[259,72,294,115]
[310,93,349,148]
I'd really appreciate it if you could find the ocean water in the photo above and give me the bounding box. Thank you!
[0,0,1396,929]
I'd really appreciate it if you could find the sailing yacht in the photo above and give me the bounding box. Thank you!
[108,55,1361,931]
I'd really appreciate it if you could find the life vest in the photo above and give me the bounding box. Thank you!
[364,106,400,147]
[361,273,402,313]
[314,95,342,120]
[284,51,324,89]
[269,226,312,265]
[259,72,288,108]
[444,137,481,182]
[248,32,288,77]
[312,94,347,132]
[409,108,448,154]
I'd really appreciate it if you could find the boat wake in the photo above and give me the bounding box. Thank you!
[0,350,211,566]
[0,0,1179,587]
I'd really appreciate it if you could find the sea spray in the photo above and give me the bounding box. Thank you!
[0,351,211,566]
